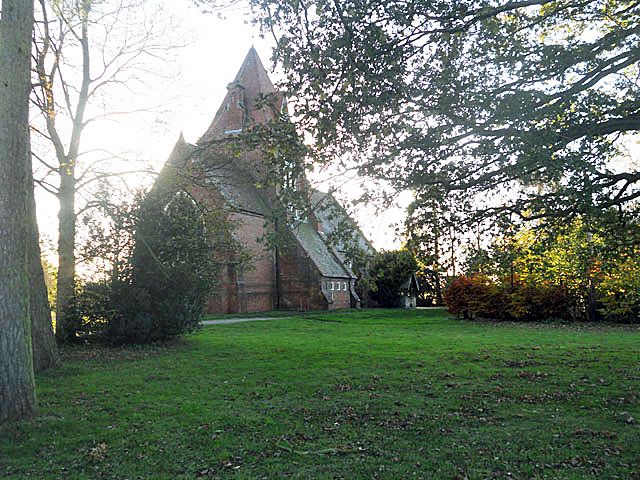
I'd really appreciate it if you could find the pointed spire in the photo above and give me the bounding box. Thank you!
[198,47,282,144]
[166,132,193,167]
[233,46,275,94]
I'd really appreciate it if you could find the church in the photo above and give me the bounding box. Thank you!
[158,47,374,314]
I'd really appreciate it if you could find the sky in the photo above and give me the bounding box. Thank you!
[34,0,410,257]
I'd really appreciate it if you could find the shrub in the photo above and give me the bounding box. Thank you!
[70,281,113,338]
[445,275,576,322]
[598,254,640,323]
[105,191,218,343]
[74,185,226,344]
[505,282,574,322]
[444,274,504,319]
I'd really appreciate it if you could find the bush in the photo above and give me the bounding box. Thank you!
[106,191,218,343]
[445,275,576,322]
[74,185,224,344]
[504,282,575,322]
[70,281,113,338]
[444,274,503,319]
[598,254,640,323]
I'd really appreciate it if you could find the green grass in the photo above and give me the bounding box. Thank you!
[202,308,357,321]
[2,309,639,479]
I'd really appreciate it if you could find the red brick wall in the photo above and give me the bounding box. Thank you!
[278,250,329,311]
[232,212,276,313]
[322,278,351,310]
[188,180,352,314]
[205,211,276,314]
[277,232,354,311]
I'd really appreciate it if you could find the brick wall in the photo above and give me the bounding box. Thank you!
[206,211,276,314]
[188,178,352,314]
[322,278,351,309]
[276,230,322,310]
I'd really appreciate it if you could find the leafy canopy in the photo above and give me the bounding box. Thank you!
[251,0,640,221]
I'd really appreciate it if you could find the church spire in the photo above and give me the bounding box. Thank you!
[198,47,282,144]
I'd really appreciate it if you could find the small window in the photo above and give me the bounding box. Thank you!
[343,282,347,291]
[330,281,334,290]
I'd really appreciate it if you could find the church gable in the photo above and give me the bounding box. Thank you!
[157,48,371,313]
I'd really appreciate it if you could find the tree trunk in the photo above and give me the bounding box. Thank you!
[27,150,58,371]
[53,2,89,342]
[433,221,443,306]
[55,171,77,342]
[0,0,37,424]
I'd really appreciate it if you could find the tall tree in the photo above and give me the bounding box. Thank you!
[27,147,58,372]
[31,0,170,341]
[0,0,37,423]
[251,0,640,223]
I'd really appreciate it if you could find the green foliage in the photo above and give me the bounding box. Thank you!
[74,181,234,343]
[250,0,640,223]
[598,250,640,321]
[366,250,418,307]
[445,215,640,322]
[109,190,218,343]
[404,186,460,305]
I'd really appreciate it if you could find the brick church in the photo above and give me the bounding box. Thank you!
[159,47,374,314]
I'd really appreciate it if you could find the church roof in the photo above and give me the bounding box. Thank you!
[292,222,353,279]
[311,190,376,255]
[198,47,282,144]
[198,156,270,215]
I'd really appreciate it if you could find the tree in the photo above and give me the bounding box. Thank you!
[31,0,170,341]
[405,185,463,305]
[0,0,37,423]
[251,0,640,223]
[27,144,58,372]
[72,169,235,343]
[366,249,418,307]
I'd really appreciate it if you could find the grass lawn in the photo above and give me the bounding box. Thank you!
[2,309,639,479]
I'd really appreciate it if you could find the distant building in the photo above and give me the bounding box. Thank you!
[157,48,374,314]
[398,273,420,309]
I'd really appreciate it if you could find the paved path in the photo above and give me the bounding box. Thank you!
[201,316,293,325]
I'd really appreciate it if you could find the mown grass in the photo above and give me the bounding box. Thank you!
[1,309,639,479]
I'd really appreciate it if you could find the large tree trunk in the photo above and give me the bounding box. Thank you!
[55,171,77,342]
[28,151,58,371]
[0,0,37,424]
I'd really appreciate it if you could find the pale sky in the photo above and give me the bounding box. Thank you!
[35,1,409,258]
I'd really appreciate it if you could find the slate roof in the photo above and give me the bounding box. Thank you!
[291,221,352,278]
[310,190,376,255]
[198,153,270,215]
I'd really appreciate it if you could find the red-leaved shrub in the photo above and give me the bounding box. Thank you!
[445,275,575,321]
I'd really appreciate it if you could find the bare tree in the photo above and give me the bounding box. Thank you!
[31,0,172,341]
[0,0,37,423]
